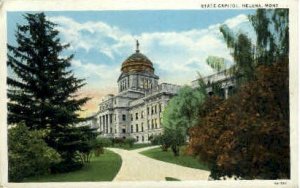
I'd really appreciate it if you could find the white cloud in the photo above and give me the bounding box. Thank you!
[49,14,255,87]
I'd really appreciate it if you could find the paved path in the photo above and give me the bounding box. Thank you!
[107,146,210,181]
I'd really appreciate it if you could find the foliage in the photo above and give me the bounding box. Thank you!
[7,12,89,130]
[219,26,254,85]
[206,56,226,72]
[188,61,289,179]
[7,12,90,170]
[124,137,136,148]
[93,137,113,156]
[162,85,206,134]
[112,137,125,145]
[75,126,98,164]
[46,126,97,173]
[149,135,161,146]
[162,128,186,156]
[8,123,60,182]
[249,9,289,64]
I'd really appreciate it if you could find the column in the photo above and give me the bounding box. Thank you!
[225,87,229,99]
[99,116,102,132]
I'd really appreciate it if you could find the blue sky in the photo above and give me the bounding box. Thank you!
[7,10,256,116]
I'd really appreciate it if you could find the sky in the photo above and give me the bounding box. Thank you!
[7,10,256,117]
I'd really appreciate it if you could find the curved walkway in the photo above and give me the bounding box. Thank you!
[107,146,210,181]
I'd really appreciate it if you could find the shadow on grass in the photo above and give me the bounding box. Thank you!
[165,177,181,181]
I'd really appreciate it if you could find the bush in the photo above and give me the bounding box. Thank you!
[8,123,61,182]
[93,137,113,156]
[124,137,136,148]
[150,135,162,146]
[113,137,125,145]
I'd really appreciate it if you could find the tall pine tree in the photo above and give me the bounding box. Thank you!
[7,13,90,165]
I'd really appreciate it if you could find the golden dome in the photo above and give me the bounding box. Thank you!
[121,40,154,73]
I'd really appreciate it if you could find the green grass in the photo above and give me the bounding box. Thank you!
[23,149,122,182]
[165,177,181,181]
[140,147,209,171]
[110,143,152,150]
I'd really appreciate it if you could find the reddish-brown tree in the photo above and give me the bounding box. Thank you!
[188,60,289,179]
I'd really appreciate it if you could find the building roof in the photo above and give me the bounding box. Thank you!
[121,40,154,74]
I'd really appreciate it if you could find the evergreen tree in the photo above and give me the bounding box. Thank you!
[7,13,89,166]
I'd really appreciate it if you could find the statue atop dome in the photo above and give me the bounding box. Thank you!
[136,39,140,53]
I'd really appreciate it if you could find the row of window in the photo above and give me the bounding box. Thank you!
[135,133,161,142]
[130,119,160,133]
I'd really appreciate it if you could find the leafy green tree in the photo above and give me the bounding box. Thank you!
[219,26,254,85]
[162,86,206,134]
[206,56,226,72]
[249,9,289,63]
[7,13,90,167]
[164,128,186,156]
[8,123,60,182]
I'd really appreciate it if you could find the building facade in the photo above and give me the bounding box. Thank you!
[82,42,235,143]
[91,42,180,143]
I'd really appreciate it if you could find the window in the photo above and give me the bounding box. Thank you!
[159,103,162,113]
[147,107,149,115]
[147,120,150,130]
[151,107,154,115]
[141,123,144,132]
[136,136,139,142]
[131,125,133,133]
[136,124,139,132]
[155,119,158,129]
[110,114,113,123]
[122,114,126,121]
[122,128,126,133]
[151,119,154,129]
[136,113,138,120]
[131,114,133,121]
[142,136,144,142]
[141,111,144,118]
[154,105,157,114]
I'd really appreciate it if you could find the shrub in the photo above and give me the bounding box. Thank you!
[150,135,161,145]
[93,137,113,156]
[113,137,125,145]
[124,137,136,148]
[8,123,60,182]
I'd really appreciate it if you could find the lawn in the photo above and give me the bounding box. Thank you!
[110,143,152,150]
[140,147,209,171]
[23,149,122,182]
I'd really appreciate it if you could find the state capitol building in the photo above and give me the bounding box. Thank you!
[80,41,234,143]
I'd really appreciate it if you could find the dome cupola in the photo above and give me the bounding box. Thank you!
[121,40,154,73]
